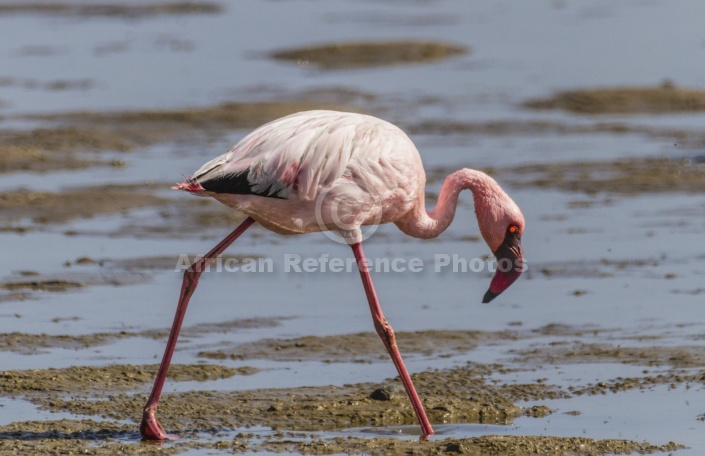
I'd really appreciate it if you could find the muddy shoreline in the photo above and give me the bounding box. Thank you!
[1,39,704,453]
[0,327,695,454]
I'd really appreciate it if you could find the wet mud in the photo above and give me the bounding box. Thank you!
[264,435,682,456]
[0,420,682,456]
[0,2,222,19]
[0,334,695,454]
[0,364,257,395]
[271,41,467,70]
[0,317,286,353]
[524,84,705,114]
[0,184,171,224]
[2,112,702,234]
[494,157,705,195]
[513,342,705,369]
[0,128,131,173]
[2,31,704,452]
[27,100,354,132]
[0,100,354,174]
[408,118,705,149]
[198,330,517,363]
[0,182,252,241]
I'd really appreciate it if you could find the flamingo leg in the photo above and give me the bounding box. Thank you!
[350,242,435,437]
[140,216,256,440]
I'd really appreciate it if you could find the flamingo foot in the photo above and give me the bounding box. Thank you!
[140,407,179,441]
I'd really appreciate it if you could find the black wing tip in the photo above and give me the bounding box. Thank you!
[199,170,286,199]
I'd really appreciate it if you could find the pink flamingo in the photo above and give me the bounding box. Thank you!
[140,110,525,440]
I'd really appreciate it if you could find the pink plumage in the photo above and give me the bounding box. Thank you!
[141,110,526,440]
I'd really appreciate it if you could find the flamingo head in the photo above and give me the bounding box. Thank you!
[474,187,525,303]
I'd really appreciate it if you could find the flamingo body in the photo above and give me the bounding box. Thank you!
[142,110,526,440]
[177,111,425,243]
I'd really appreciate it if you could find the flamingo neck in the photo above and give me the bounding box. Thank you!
[396,169,500,240]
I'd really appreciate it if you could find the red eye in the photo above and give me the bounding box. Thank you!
[508,225,518,234]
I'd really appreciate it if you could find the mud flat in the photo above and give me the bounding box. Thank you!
[0,2,222,19]
[0,100,353,174]
[0,106,699,453]
[524,84,705,114]
[0,326,699,454]
[271,41,467,70]
[495,157,705,195]
[0,419,682,455]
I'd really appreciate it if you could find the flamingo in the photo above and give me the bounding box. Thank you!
[140,110,525,440]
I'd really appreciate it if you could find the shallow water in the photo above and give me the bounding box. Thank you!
[2,1,705,455]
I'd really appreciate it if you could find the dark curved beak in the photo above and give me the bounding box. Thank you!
[482,235,524,303]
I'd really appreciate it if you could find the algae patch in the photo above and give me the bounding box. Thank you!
[32,362,553,431]
[0,2,222,19]
[0,332,696,455]
[0,185,170,224]
[0,419,682,455]
[198,329,517,363]
[0,364,257,395]
[264,435,683,456]
[0,317,286,353]
[514,342,705,369]
[27,101,353,133]
[0,279,83,292]
[497,157,705,195]
[271,41,467,69]
[524,84,705,114]
[0,101,353,174]
[0,128,132,173]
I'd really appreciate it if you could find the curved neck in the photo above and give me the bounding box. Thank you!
[396,169,496,239]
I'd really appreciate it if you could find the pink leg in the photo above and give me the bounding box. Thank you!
[351,242,435,437]
[140,217,255,440]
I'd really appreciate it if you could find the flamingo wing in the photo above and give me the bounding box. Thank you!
[183,110,414,201]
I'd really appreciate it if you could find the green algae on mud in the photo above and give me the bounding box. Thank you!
[271,41,467,69]
[265,435,683,456]
[0,419,194,455]
[0,317,286,352]
[0,100,353,174]
[0,420,682,456]
[1,326,700,454]
[496,157,705,195]
[0,359,687,455]
[407,117,705,148]
[0,2,222,18]
[198,329,518,363]
[0,364,258,395]
[0,182,249,234]
[28,362,553,430]
[514,342,705,369]
[0,279,83,292]
[0,331,128,354]
[0,128,131,173]
[26,101,354,133]
[0,269,151,304]
[524,84,705,114]
[0,185,171,224]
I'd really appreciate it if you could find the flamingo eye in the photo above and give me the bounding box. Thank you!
[508,225,519,234]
